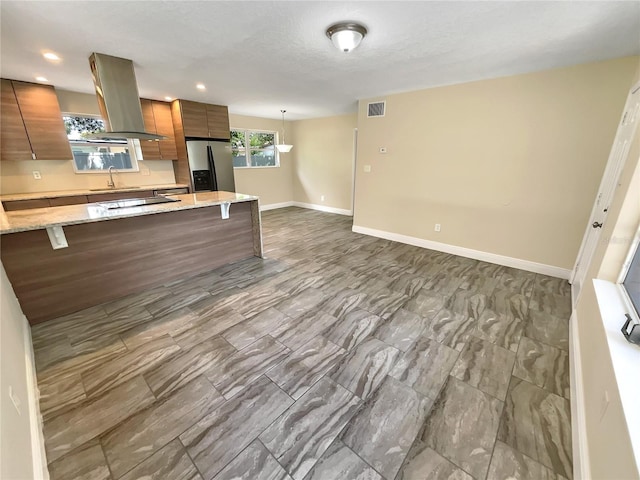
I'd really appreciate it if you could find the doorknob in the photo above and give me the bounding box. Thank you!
[592,221,603,229]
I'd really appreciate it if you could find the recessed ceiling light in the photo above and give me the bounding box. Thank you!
[165,96,173,101]
[196,83,206,90]
[35,76,48,82]
[43,52,61,61]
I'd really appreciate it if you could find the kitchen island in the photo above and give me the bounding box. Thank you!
[1,191,263,324]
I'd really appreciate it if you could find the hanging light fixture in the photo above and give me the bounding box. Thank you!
[326,22,367,52]
[276,109,293,153]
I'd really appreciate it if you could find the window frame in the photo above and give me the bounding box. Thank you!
[617,224,640,324]
[230,128,280,169]
[63,113,140,174]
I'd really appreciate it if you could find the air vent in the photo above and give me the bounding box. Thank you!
[367,101,386,118]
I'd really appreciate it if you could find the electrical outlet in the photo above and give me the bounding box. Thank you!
[32,171,41,180]
[435,224,441,232]
[9,386,21,415]
[320,195,325,202]
[141,167,150,176]
[363,165,372,173]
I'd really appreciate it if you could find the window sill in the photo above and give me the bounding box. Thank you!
[593,278,640,469]
[233,166,280,170]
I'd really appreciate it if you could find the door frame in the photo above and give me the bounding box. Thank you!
[570,81,640,304]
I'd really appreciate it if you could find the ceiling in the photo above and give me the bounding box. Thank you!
[1,1,639,120]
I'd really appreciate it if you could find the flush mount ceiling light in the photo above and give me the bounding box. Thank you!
[275,110,293,153]
[326,22,367,52]
[196,83,206,90]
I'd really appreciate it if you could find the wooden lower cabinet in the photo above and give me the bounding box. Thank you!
[49,195,88,207]
[2,199,50,211]
[86,190,154,202]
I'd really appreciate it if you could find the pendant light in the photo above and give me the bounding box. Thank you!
[326,22,367,52]
[276,109,293,153]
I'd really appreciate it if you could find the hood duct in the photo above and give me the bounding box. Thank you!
[87,53,165,141]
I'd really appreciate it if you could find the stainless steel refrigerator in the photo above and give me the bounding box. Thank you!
[186,140,236,192]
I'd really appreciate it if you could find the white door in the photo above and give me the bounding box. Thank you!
[571,82,640,305]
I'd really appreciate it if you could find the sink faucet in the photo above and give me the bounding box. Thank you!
[107,166,116,188]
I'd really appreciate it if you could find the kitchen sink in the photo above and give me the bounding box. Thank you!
[89,186,141,191]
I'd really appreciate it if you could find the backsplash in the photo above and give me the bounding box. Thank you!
[0,159,176,194]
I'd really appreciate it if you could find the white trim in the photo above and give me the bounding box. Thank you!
[23,317,49,479]
[593,279,640,473]
[259,201,294,211]
[352,224,571,279]
[292,202,353,216]
[570,309,591,480]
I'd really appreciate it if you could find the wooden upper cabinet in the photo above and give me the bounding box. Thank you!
[1,79,33,161]
[180,100,209,138]
[178,100,230,139]
[11,80,73,161]
[139,99,178,161]
[206,104,230,139]
[139,99,162,160]
[152,101,178,160]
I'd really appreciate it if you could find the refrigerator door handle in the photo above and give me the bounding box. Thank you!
[207,145,218,191]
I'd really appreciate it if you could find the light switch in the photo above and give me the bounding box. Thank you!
[363,165,372,173]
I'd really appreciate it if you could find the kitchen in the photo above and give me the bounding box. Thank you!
[2,2,640,480]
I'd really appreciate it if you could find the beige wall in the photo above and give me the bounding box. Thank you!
[291,114,357,212]
[575,66,640,479]
[0,89,176,195]
[0,263,42,479]
[229,114,294,206]
[354,56,638,270]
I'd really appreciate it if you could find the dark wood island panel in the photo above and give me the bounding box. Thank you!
[1,202,256,324]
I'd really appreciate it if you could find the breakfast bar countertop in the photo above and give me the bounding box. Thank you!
[0,191,259,234]
[0,183,190,201]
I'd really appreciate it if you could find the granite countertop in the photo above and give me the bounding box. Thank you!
[0,184,190,202]
[0,191,259,234]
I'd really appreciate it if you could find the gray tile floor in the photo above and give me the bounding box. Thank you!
[33,207,573,480]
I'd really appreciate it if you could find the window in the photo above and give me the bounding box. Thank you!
[231,129,279,168]
[64,115,139,173]
[621,228,640,318]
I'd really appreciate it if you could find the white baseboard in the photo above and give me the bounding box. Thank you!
[23,317,49,479]
[352,224,572,279]
[570,309,591,480]
[259,201,353,216]
[260,201,294,211]
[292,202,353,216]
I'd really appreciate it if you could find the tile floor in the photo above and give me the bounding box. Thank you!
[32,207,573,480]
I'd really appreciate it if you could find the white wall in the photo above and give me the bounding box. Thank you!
[0,262,45,479]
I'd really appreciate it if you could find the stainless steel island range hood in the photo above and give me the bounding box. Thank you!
[88,52,165,141]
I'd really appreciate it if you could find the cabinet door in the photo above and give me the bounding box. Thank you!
[87,190,154,202]
[139,99,162,160]
[152,101,178,159]
[180,100,209,138]
[1,79,33,161]
[12,81,73,161]
[206,104,230,139]
[3,199,51,211]
[49,195,88,206]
